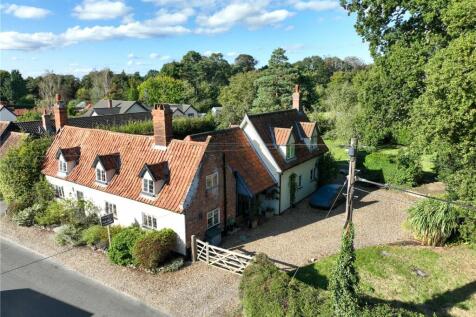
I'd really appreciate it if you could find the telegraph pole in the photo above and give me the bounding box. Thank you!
[344,138,357,230]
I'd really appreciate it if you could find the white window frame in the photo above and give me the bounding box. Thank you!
[311,133,318,150]
[207,208,220,229]
[298,175,302,188]
[142,178,155,196]
[286,143,295,160]
[96,167,106,183]
[142,213,157,229]
[310,168,316,181]
[206,172,219,190]
[54,185,64,198]
[58,160,67,173]
[105,201,117,219]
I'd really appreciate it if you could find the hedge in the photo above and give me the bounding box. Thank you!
[132,228,176,269]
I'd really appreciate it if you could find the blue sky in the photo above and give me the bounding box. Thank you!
[0,0,371,77]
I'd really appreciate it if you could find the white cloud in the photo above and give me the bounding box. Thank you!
[149,53,159,59]
[196,1,293,33]
[128,53,136,59]
[73,0,131,20]
[154,8,194,25]
[203,50,218,57]
[293,1,340,11]
[160,55,171,61]
[1,4,51,19]
[226,51,238,57]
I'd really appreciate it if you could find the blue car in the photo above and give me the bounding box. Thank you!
[309,184,345,209]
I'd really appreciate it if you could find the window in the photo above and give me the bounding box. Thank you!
[59,160,67,173]
[54,185,64,198]
[96,168,106,183]
[311,133,318,150]
[187,113,194,117]
[142,213,157,229]
[298,175,302,188]
[286,143,295,160]
[310,168,316,181]
[105,201,117,219]
[142,178,154,195]
[207,208,220,228]
[206,172,219,189]
[76,191,84,200]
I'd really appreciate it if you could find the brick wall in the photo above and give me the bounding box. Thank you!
[184,151,237,248]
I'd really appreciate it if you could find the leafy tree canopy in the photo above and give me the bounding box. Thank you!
[138,75,192,105]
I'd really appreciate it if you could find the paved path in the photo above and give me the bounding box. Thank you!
[1,238,165,317]
[223,187,417,269]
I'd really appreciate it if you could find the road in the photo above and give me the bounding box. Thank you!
[0,238,166,317]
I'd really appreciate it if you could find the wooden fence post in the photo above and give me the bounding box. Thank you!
[191,235,197,262]
[206,242,210,264]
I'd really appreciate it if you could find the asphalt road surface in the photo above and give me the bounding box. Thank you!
[0,238,166,317]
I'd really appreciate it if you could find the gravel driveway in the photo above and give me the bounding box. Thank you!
[222,187,417,269]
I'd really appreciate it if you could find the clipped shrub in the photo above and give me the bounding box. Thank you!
[360,304,423,317]
[12,204,43,226]
[55,225,84,246]
[240,253,329,317]
[34,199,100,227]
[132,228,176,269]
[407,199,459,246]
[82,225,123,248]
[108,227,145,266]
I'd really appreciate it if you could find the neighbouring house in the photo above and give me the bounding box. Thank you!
[0,105,17,122]
[40,85,328,253]
[0,121,28,158]
[211,107,222,117]
[82,99,149,117]
[168,104,200,118]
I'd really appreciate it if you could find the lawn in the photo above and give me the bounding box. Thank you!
[294,245,476,316]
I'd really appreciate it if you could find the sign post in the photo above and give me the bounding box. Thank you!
[100,213,114,248]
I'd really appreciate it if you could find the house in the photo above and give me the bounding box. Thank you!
[239,85,328,212]
[168,104,200,118]
[0,121,28,158]
[0,105,17,122]
[41,85,327,253]
[83,99,149,117]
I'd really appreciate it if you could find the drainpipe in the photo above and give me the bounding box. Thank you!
[278,172,282,214]
[222,152,228,234]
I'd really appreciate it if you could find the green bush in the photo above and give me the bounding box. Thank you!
[240,253,328,317]
[318,152,339,186]
[34,199,100,227]
[35,201,67,226]
[108,227,145,266]
[55,225,84,246]
[132,228,176,269]
[82,225,123,248]
[12,204,43,226]
[407,199,459,246]
[458,207,476,246]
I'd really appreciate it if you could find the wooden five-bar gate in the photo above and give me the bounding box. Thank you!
[191,235,253,275]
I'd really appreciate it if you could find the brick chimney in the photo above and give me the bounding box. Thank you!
[152,104,173,148]
[41,109,53,134]
[53,94,67,132]
[108,99,113,108]
[292,84,301,112]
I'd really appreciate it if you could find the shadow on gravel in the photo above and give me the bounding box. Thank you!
[1,288,92,317]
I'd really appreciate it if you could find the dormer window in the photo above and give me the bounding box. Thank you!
[56,147,80,176]
[286,140,295,160]
[96,167,106,183]
[274,127,296,161]
[299,122,318,151]
[92,153,120,185]
[139,162,169,198]
[310,131,318,150]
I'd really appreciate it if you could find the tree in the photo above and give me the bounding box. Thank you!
[233,54,258,73]
[330,224,359,316]
[412,31,476,203]
[0,137,52,207]
[39,71,61,109]
[0,70,27,104]
[89,68,113,101]
[138,75,192,105]
[218,71,259,127]
[253,48,298,112]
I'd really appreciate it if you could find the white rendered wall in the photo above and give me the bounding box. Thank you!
[279,158,319,212]
[45,175,187,254]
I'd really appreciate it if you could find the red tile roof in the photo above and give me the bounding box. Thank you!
[247,109,328,171]
[186,127,275,195]
[274,127,292,145]
[42,126,209,213]
[299,122,316,138]
[0,132,28,158]
[56,147,81,162]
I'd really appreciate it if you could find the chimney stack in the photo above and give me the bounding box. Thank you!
[41,109,53,134]
[152,104,173,148]
[108,99,113,108]
[292,84,301,112]
[53,94,67,132]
